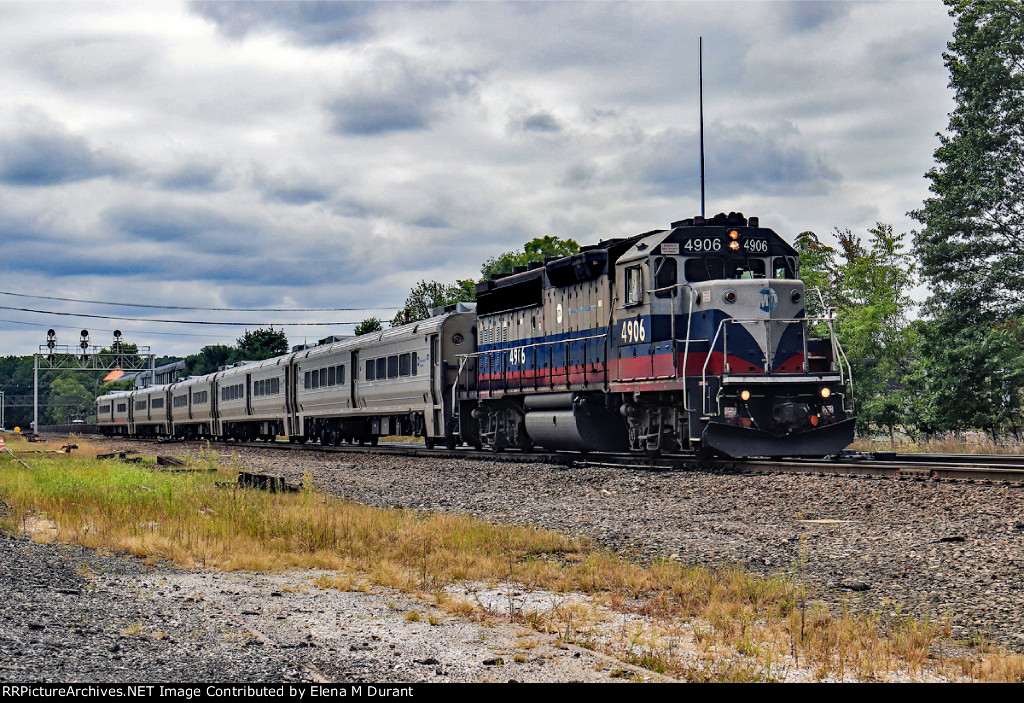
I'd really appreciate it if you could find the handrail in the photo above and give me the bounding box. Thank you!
[700,315,849,415]
[645,283,696,411]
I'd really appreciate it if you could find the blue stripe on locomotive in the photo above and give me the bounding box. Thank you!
[477,310,807,383]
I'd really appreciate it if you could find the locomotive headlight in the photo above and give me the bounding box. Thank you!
[728,229,740,239]
[729,241,740,251]
[820,387,831,398]
[740,389,751,402]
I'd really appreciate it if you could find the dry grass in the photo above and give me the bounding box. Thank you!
[851,434,1024,455]
[1,435,1023,682]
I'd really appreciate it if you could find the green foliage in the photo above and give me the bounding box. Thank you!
[910,0,1024,438]
[390,235,580,328]
[184,330,287,377]
[236,328,288,360]
[46,373,93,424]
[0,354,118,428]
[353,317,383,337]
[796,225,918,436]
[481,235,580,279]
[390,279,476,327]
[184,345,237,377]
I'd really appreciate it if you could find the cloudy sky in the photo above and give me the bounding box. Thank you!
[0,0,954,358]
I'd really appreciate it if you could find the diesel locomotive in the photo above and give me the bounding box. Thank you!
[96,213,854,458]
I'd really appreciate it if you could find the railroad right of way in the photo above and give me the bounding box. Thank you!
[98,437,1024,653]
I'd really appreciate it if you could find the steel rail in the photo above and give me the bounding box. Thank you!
[71,432,1024,483]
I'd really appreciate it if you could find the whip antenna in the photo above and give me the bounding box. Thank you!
[699,36,706,218]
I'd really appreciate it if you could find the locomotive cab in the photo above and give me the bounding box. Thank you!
[611,212,854,457]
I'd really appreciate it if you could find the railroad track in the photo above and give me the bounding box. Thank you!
[69,433,1024,484]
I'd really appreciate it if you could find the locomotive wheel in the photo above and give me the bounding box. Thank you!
[424,437,435,449]
[444,435,457,450]
[369,436,379,447]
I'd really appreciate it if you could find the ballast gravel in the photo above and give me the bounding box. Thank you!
[4,437,1024,683]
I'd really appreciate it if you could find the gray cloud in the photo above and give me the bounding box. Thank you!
[325,51,480,136]
[632,122,841,197]
[157,162,227,192]
[0,120,129,186]
[522,112,561,133]
[0,1,955,360]
[778,1,850,32]
[105,204,257,254]
[190,0,377,45]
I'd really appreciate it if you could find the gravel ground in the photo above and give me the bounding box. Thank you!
[178,441,1024,650]
[0,529,643,683]
[5,436,1024,682]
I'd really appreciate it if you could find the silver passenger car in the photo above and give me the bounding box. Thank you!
[128,384,171,437]
[297,312,476,447]
[168,374,217,439]
[96,390,132,436]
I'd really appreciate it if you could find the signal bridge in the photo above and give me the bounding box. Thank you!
[33,329,156,432]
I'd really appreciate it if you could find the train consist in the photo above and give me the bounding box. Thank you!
[96,213,854,458]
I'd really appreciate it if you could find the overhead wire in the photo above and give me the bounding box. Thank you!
[0,289,400,312]
[0,304,362,326]
[0,318,233,339]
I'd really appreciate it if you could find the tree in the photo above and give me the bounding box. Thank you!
[236,328,288,360]
[46,373,92,424]
[910,0,1024,438]
[353,318,383,336]
[481,235,580,279]
[390,279,476,327]
[795,225,919,439]
[184,345,238,376]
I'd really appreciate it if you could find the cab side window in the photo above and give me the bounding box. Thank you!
[625,266,643,305]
